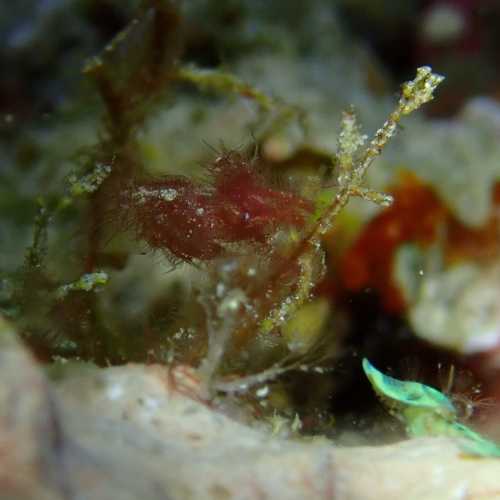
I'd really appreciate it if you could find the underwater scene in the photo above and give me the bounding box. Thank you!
[1,1,500,498]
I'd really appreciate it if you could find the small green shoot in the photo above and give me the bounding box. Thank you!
[176,66,274,111]
[363,358,500,458]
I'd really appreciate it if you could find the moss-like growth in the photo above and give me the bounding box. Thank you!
[4,2,444,408]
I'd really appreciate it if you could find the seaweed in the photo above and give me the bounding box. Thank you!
[363,358,500,457]
[4,1,444,404]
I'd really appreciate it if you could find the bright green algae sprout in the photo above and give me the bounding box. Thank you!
[363,358,500,458]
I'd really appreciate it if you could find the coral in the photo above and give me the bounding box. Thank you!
[341,173,500,313]
[400,259,500,355]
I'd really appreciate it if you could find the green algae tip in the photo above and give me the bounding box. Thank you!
[362,358,456,418]
[362,358,500,458]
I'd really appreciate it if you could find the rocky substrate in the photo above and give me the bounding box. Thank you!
[1,316,499,500]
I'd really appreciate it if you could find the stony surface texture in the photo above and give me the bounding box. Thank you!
[0,316,499,500]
